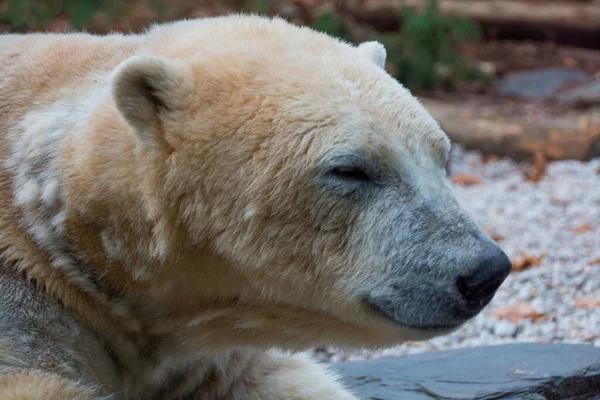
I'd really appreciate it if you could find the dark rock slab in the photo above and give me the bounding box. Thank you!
[333,344,600,399]
[498,68,589,99]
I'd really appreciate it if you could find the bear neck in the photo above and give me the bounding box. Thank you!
[0,80,246,369]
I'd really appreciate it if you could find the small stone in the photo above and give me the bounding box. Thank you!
[518,286,533,300]
[494,321,518,337]
[497,68,589,99]
[551,194,570,207]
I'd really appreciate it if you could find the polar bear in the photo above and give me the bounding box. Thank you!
[0,14,511,399]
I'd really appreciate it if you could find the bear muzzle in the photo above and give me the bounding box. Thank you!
[362,242,511,332]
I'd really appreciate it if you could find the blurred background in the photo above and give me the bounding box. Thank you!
[3,0,598,362]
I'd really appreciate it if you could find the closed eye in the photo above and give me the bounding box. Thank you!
[330,166,371,182]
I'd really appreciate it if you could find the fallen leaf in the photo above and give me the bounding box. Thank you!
[451,173,482,186]
[574,298,600,309]
[570,222,593,234]
[583,334,597,342]
[511,253,545,273]
[493,303,546,323]
[524,151,547,183]
[588,258,600,266]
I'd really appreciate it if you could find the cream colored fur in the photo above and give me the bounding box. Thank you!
[0,14,470,399]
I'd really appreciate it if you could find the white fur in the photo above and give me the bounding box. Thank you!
[243,206,257,221]
[0,15,481,400]
[14,179,41,207]
[358,41,387,69]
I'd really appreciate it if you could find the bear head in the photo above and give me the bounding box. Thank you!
[109,16,510,350]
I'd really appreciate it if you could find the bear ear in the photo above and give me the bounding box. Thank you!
[112,55,186,148]
[357,41,387,69]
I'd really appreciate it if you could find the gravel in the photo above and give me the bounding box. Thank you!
[313,145,600,363]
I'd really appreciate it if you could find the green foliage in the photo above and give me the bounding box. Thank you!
[2,0,96,29]
[311,11,354,43]
[239,0,274,15]
[374,0,491,90]
[0,0,163,30]
[1,0,489,91]
[310,0,491,91]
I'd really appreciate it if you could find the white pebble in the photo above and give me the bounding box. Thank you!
[494,320,518,337]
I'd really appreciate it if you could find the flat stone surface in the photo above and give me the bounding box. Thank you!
[557,80,600,107]
[333,344,600,399]
[498,68,589,99]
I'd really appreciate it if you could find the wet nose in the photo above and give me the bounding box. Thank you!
[456,248,512,305]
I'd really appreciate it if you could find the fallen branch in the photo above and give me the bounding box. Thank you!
[422,99,600,161]
[346,0,600,48]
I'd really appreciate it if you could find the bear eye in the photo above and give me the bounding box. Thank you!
[329,166,371,182]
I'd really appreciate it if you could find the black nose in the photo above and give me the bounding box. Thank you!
[456,248,512,306]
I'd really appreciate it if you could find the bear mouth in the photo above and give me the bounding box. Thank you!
[363,298,470,332]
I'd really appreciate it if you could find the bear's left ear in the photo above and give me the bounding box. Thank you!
[357,41,387,69]
[112,55,187,148]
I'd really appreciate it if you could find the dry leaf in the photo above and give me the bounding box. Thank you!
[574,298,600,309]
[511,253,544,273]
[588,258,600,266]
[451,173,482,186]
[493,303,546,323]
[570,222,593,234]
[524,151,547,183]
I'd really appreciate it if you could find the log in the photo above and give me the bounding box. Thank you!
[421,99,600,161]
[346,0,600,49]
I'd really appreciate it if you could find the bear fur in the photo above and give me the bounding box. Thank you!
[0,15,508,399]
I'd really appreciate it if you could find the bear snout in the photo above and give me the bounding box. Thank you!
[455,245,512,309]
[363,241,511,332]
